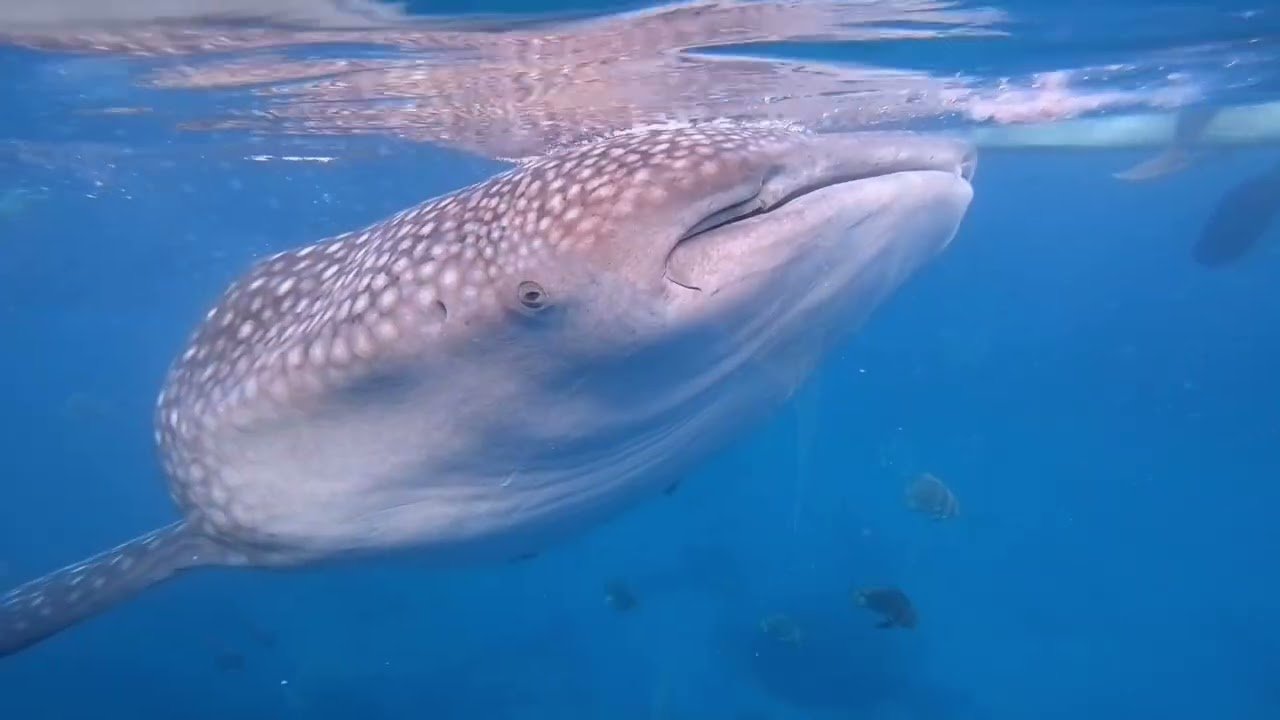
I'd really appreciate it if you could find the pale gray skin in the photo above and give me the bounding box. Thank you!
[1112,106,1220,181]
[0,122,975,657]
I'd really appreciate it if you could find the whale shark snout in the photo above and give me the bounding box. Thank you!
[662,130,973,324]
[1,122,975,658]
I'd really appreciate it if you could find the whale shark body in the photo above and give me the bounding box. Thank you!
[0,123,975,657]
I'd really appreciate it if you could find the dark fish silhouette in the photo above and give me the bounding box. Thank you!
[1193,161,1280,267]
[1105,105,1280,267]
[904,472,960,521]
[604,580,638,613]
[247,626,277,649]
[853,587,917,629]
[214,651,246,671]
[758,613,804,646]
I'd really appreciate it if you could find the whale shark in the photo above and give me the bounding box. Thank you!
[0,122,975,657]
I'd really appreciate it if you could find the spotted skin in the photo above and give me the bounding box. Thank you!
[0,523,225,655]
[1,121,976,658]
[157,123,787,552]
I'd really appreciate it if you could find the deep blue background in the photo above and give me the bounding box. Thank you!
[0,2,1278,718]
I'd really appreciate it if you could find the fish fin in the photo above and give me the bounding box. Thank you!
[1192,164,1280,266]
[0,521,227,657]
[1113,148,1194,182]
[875,618,894,629]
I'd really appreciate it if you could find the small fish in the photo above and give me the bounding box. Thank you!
[214,651,246,671]
[904,472,960,521]
[853,587,917,629]
[76,106,154,116]
[604,580,638,612]
[244,623,278,649]
[758,613,804,646]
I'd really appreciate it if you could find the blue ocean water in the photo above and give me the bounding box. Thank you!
[0,1,1278,718]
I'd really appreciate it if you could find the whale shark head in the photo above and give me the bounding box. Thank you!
[426,123,977,375]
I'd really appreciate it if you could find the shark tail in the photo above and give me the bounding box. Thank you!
[0,520,224,657]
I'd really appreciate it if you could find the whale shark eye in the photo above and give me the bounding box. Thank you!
[517,281,548,311]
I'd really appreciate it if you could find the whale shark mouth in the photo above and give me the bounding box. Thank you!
[675,148,978,248]
[663,150,976,297]
[662,174,869,294]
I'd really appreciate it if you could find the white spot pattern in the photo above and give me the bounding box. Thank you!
[0,523,211,655]
[149,122,800,540]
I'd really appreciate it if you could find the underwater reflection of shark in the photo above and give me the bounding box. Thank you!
[0,123,976,657]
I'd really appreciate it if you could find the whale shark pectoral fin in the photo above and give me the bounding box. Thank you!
[1113,148,1195,182]
[0,520,227,657]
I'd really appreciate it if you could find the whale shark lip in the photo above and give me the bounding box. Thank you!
[663,162,974,296]
[675,144,977,245]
